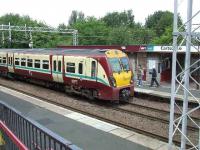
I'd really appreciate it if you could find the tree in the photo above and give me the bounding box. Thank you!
[71,17,109,45]
[0,13,72,48]
[108,27,132,45]
[102,10,135,27]
[68,10,85,26]
[0,13,41,48]
[152,26,173,44]
[145,11,183,45]
[132,27,156,44]
[145,11,174,37]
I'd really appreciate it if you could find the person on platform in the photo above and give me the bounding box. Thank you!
[137,65,143,86]
[149,67,160,87]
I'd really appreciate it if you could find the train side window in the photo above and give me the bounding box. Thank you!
[34,59,40,68]
[66,62,75,73]
[27,59,33,67]
[0,57,2,64]
[3,57,6,64]
[43,60,49,70]
[21,58,26,66]
[15,58,20,65]
[58,61,61,72]
[78,63,83,74]
[53,60,56,71]
[91,61,96,77]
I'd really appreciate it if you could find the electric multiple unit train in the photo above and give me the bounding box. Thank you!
[0,48,134,101]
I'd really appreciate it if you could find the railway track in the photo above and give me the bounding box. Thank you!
[0,81,169,143]
[0,78,199,147]
[114,102,199,131]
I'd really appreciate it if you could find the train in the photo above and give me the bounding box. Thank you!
[0,48,134,102]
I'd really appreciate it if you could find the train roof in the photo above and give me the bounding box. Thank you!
[0,48,114,56]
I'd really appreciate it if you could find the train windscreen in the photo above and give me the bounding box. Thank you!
[120,57,130,71]
[108,58,121,73]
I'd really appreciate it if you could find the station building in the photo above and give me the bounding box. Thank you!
[58,45,200,84]
[126,45,200,84]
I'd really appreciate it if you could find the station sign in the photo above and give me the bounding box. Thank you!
[146,45,200,53]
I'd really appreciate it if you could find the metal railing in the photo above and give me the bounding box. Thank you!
[0,120,28,150]
[0,101,81,150]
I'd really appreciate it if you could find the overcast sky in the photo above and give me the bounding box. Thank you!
[0,0,199,27]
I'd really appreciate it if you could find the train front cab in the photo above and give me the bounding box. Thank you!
[105,50,134,101]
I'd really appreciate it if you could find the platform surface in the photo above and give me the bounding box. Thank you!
[0,86,170,150]
[135,82,200,103]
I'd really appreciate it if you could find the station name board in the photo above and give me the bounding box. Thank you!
[160,46,183,51]
[147,46,199,52]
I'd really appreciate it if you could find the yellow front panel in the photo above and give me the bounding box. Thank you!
[105,49,126,58]
[105,49,132,87]
[113,71,132,87]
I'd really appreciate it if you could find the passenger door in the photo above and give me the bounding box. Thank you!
[85,58,97,82]
[52,55,63,83]
[8,53,14,73]
[77,59,85,85]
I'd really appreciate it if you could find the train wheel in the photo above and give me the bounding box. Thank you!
[87,90,94,100]
[81,89,94,100]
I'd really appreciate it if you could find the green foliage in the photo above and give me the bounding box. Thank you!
[108,27,132,45]
[71,18,109,45]
[132,27,156,44]
[0,13,72,48]
[152,26,173,44]
[68,10,85,26]
[145,11,174,37]
[102,10,135,28]
[0,10,183,48]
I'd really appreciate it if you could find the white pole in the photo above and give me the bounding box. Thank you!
[180,0,192,149]
[168,0,178,149]
[8,22,12,47]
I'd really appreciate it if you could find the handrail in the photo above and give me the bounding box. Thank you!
[0,121,28,150]
[0,100,82,150]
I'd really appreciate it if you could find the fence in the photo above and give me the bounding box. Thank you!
[0,100,81,150]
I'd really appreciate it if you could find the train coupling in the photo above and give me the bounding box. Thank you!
[119,88,130,102]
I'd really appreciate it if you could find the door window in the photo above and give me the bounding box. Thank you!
[8,57,10,65]
[53,60,56,71]
[58,61,61,72]
[11,57,13,65]
[91,61,96,77]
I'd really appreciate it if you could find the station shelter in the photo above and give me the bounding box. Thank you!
[58,45,200,84]
[125,45,200,84]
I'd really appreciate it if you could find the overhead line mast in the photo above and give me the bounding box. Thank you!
[169,0,200,149]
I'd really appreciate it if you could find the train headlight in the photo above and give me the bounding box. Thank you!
[130,79,134,84]
[110,76,116,87]
[130,73,134,84]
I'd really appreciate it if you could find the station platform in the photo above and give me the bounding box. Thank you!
[135,82,200,104]
[0,86,169,150]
